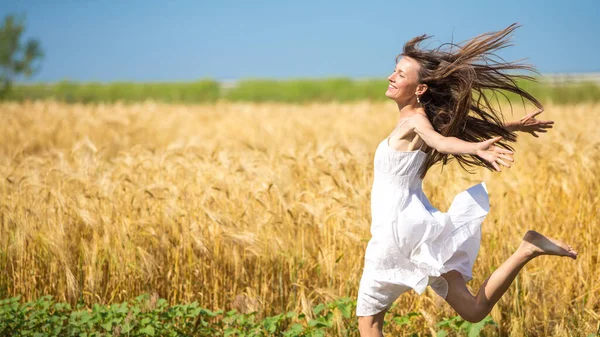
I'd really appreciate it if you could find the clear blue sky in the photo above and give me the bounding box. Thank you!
[2,0,599,83]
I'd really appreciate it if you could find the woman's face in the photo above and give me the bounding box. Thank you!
[385,57,422,104]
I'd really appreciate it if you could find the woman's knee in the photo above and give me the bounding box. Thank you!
[358,315,380,330]
[358,313,385,332]
[442,270,491,323]
[457,302,490,323]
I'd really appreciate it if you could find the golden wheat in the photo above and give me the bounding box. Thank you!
[0,100,598,335]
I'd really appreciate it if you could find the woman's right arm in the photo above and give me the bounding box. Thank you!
[410,114,514,171]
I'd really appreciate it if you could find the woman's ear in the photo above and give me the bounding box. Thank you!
[416,84,428,96]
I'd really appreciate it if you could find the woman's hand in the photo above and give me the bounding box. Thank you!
[511,108,554,137]
[476,136,514,172]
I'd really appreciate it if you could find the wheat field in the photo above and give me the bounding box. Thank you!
[0,100,598,335]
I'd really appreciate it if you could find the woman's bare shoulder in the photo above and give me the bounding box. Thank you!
[406,113,431,128]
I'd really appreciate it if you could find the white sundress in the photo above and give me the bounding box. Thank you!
[356,126,490,317]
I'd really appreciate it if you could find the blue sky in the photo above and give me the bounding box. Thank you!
[2,0,599,83]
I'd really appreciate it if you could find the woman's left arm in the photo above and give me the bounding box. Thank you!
[504,108,554,137]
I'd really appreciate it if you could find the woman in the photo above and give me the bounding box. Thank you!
[356,24,577,337]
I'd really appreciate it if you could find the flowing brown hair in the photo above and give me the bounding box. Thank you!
[399,23,543,178]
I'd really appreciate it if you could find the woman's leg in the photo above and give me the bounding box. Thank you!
[358,308,388,337]
[442,230,577,323]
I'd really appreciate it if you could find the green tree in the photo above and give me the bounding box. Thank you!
[0,14,43,97]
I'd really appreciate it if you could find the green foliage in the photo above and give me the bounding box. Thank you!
[7,79,221,103]
[504,80,600,105]
[6,77,599,104]
[0,14,43,97]
[224,78,384,103]
[0,294,499,336]
[436,315,497,337]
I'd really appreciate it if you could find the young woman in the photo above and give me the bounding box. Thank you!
[356,24,577,337]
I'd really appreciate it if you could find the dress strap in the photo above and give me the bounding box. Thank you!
[399,117,427,152]
[397,118,409,129]
[389,118,409,137]
[386,118,408,142]
[389,116,428,152]
[418,139,427,152]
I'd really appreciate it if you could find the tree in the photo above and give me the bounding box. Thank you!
[0,14,43,97]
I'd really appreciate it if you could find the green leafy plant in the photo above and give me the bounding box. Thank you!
[6,77,600,104]
[436,315,496,337]
[0,294,497,336]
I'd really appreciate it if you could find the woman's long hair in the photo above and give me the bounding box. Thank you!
[400,23,543,178]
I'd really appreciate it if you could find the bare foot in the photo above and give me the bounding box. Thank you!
[520,230,578,260]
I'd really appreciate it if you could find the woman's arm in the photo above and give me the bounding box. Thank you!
[410,114,514,171]
[504,109,554,137]
[504,120,522,132]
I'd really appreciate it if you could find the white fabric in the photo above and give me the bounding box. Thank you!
[356,137,490,317]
